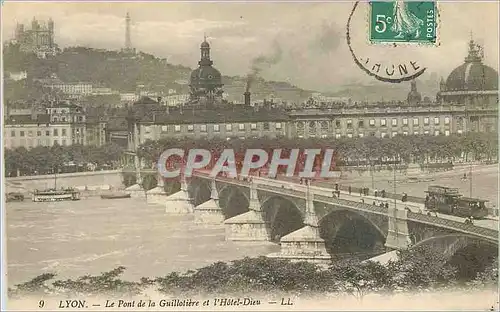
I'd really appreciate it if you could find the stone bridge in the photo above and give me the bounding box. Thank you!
[129,169,498,264]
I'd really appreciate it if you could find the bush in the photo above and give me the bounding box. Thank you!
[9,252,497,299]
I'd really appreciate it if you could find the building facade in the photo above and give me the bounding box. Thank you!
[4,103,87,149]
[288,39,498,139]
[136,107,288,143]
[121,37,497,155]
[86,116,107,147]
[48,82,93,96]
[287,105,495,139]
[13,17,56,58]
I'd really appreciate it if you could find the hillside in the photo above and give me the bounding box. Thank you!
[3,44,314,104]
[328,80,440,103]
[3,44,440,104]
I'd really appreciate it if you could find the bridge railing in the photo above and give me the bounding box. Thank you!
[194,172,498,241]
[314,194,389,215]
[257,184,305,198]
[408,211,498,241]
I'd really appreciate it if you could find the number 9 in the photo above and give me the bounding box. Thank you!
[39,300,45,308]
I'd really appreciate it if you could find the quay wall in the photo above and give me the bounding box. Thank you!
[4,170,123,193]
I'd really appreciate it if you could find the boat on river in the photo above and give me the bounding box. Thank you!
[32,188,81,202]
[100,192,131,200]
[6,192,25,202]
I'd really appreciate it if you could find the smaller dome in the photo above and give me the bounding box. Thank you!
[201,40,210,48]
[190,66,222,86]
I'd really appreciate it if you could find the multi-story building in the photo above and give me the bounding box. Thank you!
[123,37,497,156]
[287,38,498,139]
[92,87,115,95]
[48,82,93,96]
[86,115,108,147]
[124,38,288,151]
[163,94,190,106]
[46,103,86,145]
[4,103,87,149]
[13,17,57,58]
[120,93,139,104]
[136,103,289,143]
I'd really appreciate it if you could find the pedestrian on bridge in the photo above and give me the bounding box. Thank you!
[374,189,378,197]
[348,186,352,195]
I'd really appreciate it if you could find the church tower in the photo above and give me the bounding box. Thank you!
[189,35,224,108]
[407,80,422,106]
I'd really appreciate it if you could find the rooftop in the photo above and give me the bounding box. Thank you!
[135,105,290,124]
[5,114,50,125]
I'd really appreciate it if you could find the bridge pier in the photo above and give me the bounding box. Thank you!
[146,172,167,205]
[125,177,145,198]
[126,124,146,198]
[267,182,331,264]
[385,205,412,250]
[224,180,270,241]
[194,179,224,224]
[164,176,194,214]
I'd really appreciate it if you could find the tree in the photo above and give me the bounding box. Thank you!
[387,246,458,291]
[468,257,498,289]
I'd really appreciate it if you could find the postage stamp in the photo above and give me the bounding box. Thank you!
[370,1,437,44]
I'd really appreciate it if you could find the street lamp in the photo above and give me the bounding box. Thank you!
[393,159,397,210]
[370,161,375,190]
[469,161,473,197]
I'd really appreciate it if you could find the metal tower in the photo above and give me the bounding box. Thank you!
[125,12,131,50]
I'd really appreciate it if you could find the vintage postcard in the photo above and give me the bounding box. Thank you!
[1,0,499,311]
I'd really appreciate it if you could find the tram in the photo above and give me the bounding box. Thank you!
[424,185,489,219]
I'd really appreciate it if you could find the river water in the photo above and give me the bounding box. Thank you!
[6,198,279,287]
[6,164,498,287]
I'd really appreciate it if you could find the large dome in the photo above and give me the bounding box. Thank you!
[445,62,498,91]
[445,39,498,91]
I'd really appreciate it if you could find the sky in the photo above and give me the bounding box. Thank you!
[2,1,499,92]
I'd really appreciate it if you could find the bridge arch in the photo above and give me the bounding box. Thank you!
[261,195,304,243]
[218,186,249,219]
[191,180,211,207]
[319,209,387,257]
[413,234,498,280]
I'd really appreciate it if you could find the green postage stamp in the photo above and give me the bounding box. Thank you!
[370,1,437,44]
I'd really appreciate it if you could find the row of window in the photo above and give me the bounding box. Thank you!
[340,117,451,128]
[7,139,69,148]
[330,129,455,138]
[52,116,85,123]
[8,128,84,137]
[158,122,283,133]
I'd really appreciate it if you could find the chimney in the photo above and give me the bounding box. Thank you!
[244,91,251,106]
